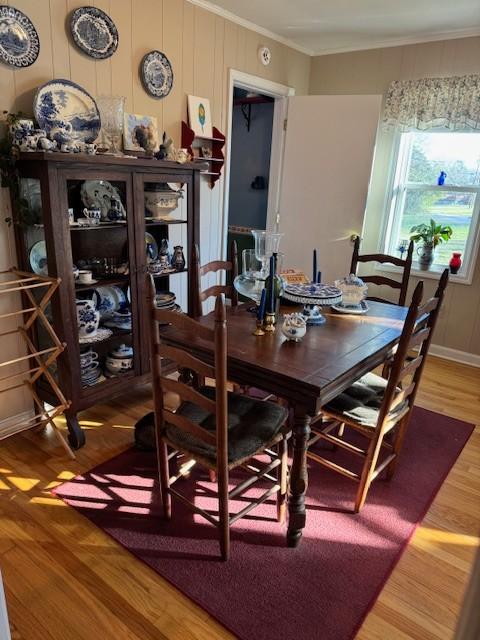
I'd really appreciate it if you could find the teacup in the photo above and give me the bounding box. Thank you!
[80,349,99,368]
[83,207,101,222]
[82,142,97,155]
[78,269,94,284]
[9,118,34,146]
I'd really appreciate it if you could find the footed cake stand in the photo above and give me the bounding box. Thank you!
[283,283,343,325]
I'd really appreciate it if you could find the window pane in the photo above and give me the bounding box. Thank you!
[407,132,480,186]
[397,189,475,266]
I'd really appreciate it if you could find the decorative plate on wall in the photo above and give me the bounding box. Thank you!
[0,5,39,68]
[141,50,173,99]
[70,6,118,59]
[34,78,101,143]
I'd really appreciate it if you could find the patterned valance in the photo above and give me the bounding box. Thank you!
[383,74,480,131]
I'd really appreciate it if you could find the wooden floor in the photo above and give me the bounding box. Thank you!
[0,356,479,640]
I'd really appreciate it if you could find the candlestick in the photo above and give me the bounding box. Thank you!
[257,288,266,321]
[317,270,322,284]
[268,255,275,314]
[252,318,266,336]
[313,249,317,283]
[264,311,276,332]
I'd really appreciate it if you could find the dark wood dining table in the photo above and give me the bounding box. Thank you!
[161,301,408,547]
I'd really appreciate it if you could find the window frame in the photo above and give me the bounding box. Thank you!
[379,129,480,285]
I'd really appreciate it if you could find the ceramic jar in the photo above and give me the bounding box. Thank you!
[281,313,307,342]
[334,274,368,307]
[171,246,186,271]
[76,299,100,337]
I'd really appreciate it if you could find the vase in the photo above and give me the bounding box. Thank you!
[417,243,434,270]
[449,252,462,274]
[171,246,185,271]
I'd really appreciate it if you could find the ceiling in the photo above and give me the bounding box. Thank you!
[194,0,480,55]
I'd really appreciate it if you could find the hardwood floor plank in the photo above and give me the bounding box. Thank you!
[0,355,478,640]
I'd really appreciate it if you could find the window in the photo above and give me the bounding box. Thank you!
[384,130,480,281]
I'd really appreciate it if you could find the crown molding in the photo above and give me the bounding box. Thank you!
[185,2,480,59]
[184,0,315,56]
[310,27,480,56]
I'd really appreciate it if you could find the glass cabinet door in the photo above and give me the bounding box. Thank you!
[61,172,139,394]
[140,174,191,316]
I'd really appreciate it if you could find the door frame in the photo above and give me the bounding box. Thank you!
[221,69,294,260]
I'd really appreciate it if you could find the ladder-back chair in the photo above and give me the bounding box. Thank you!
[350,236,414,306]
[307,269,449,512]
[151,292,290,560]
[191,241,238,319]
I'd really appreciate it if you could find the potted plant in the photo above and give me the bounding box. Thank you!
[409,218,453,270]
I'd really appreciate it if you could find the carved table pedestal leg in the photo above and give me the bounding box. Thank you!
[287,408,311,547]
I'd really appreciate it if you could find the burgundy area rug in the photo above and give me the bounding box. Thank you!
[54,408,474,640]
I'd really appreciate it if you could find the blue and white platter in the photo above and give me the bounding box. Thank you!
[283,283,343,307]
[94,285,127,319]
[0,6,39,68]
[70,6,118,60]
[331,300,369,315]
[34,79,101,143]
[29,240,48,276]
[141,50,173,99]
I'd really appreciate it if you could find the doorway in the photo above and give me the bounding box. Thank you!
[222,70,294,262]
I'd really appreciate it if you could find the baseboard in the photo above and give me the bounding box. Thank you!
[429,344,480,368]
[0,409,35,440]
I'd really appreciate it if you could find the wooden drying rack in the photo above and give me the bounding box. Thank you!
[0,268,74,458]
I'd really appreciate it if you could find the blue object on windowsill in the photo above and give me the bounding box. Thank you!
[437,171,447,186]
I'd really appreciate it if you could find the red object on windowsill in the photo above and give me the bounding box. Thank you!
[449,252,462,274]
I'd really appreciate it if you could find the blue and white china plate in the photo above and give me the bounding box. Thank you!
[79,327,112,344]
[70,6,118,60]
[80,180,126,221]
[141,50,173,99]
[145,232,158,262]
[94,285,127,319]
[0,6,39,68]
[331,300,369,315]
[34,79,101,143]
[29,240,48,276]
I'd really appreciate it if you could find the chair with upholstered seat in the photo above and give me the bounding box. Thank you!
[191,241,238,319]
[150,292,290,560]
[307,269,448,512]
[350,236,414,306]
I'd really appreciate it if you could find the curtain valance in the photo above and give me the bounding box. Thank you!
[383,74,480,131]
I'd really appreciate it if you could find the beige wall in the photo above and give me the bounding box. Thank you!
[0,0,311,426]
[309,36,480,357]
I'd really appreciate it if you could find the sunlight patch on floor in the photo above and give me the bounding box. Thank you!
[29,496,68,506]
[7,476,40,491]
[414,526,479,547]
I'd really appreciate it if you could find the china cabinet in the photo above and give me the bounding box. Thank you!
[14,152,205,449]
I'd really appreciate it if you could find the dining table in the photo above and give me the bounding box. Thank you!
[161,300,408,548]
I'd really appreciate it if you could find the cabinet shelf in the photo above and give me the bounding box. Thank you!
[145,218,187,226]
[75,276,129,292]
[70,222,128,231]
[150,268,187,278]
[182,121,225,189]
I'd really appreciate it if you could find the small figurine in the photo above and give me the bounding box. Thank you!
[281,313,307,342]
[171,246,186,271]
[107,197,122,221]
[438,171,447,186]
[155,131,174,160]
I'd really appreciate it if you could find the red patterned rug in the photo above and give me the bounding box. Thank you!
[54,407,474,640]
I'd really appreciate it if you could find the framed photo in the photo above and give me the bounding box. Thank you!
[187,95,213,138]
[123,113,159,152]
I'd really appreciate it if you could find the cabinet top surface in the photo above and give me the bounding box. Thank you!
[18,151,208,172]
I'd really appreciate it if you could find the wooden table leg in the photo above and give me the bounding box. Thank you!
[287,407,311,547]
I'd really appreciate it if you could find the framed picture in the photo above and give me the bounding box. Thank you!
[123,113,159,152]
[187,95,213,138]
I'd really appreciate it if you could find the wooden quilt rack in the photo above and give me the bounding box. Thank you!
[0,269,74,458]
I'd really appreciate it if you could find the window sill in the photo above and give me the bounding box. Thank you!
[375,262,472,285]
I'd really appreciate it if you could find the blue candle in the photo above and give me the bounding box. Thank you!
[317,270,322,284]
[269,255,275,313]
[313,249,317,283]
[257,288,266,321]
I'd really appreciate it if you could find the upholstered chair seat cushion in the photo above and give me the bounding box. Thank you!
[165,387,288,464]
[324,372,408,428]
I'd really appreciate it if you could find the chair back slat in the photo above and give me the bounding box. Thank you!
[160,376,216,415]
[416,298,439,318]
[361,275,402,289]
[200,284,235,302]
[191,242,239,318]
[156,343,215,379]
[376,269,449,427]
[397,355,423,381]
[164,410,217,446]
[350,236,414,306]
[153,307,214,342]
